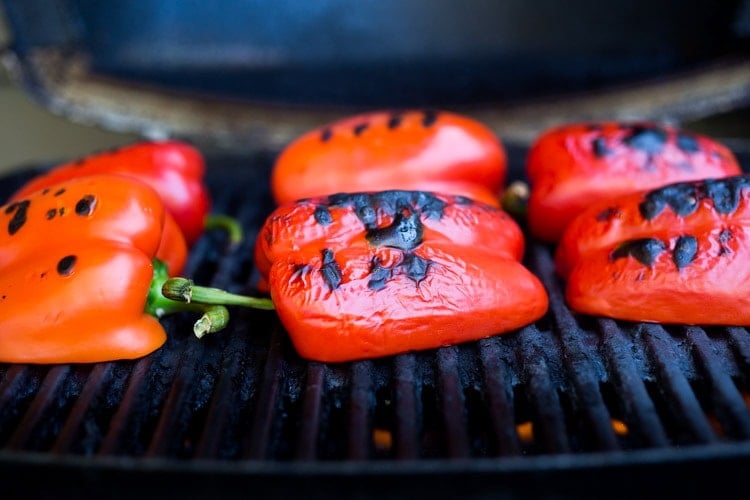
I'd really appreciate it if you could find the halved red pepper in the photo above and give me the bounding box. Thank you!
[255,190,548,362]
[0,175,270,364]
[270,110,507,207]
[9,141,214,245]
[557,175,750,324]
[526,122,741,242]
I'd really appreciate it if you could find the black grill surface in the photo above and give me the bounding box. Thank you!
[1,147,750,499]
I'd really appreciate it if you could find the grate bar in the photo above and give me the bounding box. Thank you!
[296,363,326,460]
[393,353,420,459]
[598,318,670,448]
[6,365,69,451]
[686,326,750,439]
[643,324,717,444]
[727,327,750,371]
[477,337,521,456]
[436,346,470,458]
[518,325,570,454]
[348,360,375,460]
[243,328,286,459]
[50,363,114,454]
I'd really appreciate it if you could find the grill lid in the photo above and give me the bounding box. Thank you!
[1,147,750,498]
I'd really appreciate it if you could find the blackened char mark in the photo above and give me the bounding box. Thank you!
[592,137,611,157]
[320,248,342,290]
[56,255,77,276]
[422,110,438,127]
[672,235,698,269]
[75,195,97,216]
[366,210,423,251]
[367,252,432,290]
[327,190,448,227]
[676,133,700,154]
[6,200,30,235]
[623,124,668,154]
[611,238,667,266]
[639,176,750,220]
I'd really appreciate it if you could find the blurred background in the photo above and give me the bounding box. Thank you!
[0,10,138,174]
[1,1,750,176]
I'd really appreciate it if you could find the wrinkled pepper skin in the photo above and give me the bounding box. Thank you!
[558,175,750,324]
[0,175,188,363]
[526,122,741,242]
[270,110,507,207]
[255,190,548,362]
[10,141,211,245]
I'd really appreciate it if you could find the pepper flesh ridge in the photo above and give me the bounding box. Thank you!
[526,122,742,242]
[555,175,750,279]
[10,140,211,245]
[565,225,750,325]
[270,109,507,206]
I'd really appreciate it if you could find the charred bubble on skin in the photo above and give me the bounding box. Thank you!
[320,127,333,143]
[676,133,701,154]
[591,137,611,157]
[596,206,621,222]
[6,200,31,236]
[45,208,57,220]
[56,255,77,276]
[705,176,750,214]
[639,181,703,220]
[639,176,750,220]
[422,109,438,128]
[366,209,423,251]
[718,228,734,256]
[314,205,333,226]
[368,256,394,291]
[611,238,667,266]
[673,235,698,269]
[353,122,369,136]
[387,113,403,130]
[75,195,97,216]
[367,252,432,290]
[327,190,448,227]
[320,248,342,291]
[623,124,668,154]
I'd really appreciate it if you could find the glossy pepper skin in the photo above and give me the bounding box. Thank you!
[558,175,750,324]
[526,122,741,242]
[10,141,211,245]
[255,190,548,362]
[270,110,507,207]
[0,175,188,363]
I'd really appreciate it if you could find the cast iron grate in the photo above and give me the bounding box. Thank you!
[1,147,750,492]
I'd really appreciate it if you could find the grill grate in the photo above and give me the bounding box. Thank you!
[2,148,750,497]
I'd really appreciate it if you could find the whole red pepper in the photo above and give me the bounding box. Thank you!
[526,122,741,242]
[255,190,548,362]
[270,109,507,207]
[9,141,213,245]
[0,175,270,364]
[557,175,750,324]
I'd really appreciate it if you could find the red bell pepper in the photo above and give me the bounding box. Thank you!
[557,175,750,324]
[270,109,507,207]
[526,122,741,242]
[0,175,271,364]
[255,190,548,362]
[9,141,215,245]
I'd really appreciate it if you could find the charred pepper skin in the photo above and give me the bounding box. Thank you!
[557,174,750,324]
[270,110,507,207]
[0,175,188,363]
[255,190,548,363]
[10,141,211,245]
[526,122,742,242]
[556,175,750,279]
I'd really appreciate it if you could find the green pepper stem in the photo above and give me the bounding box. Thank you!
[501,180,530,221]
[204,214,244,247]
[145,259,273,339]
[162,277,275,310]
